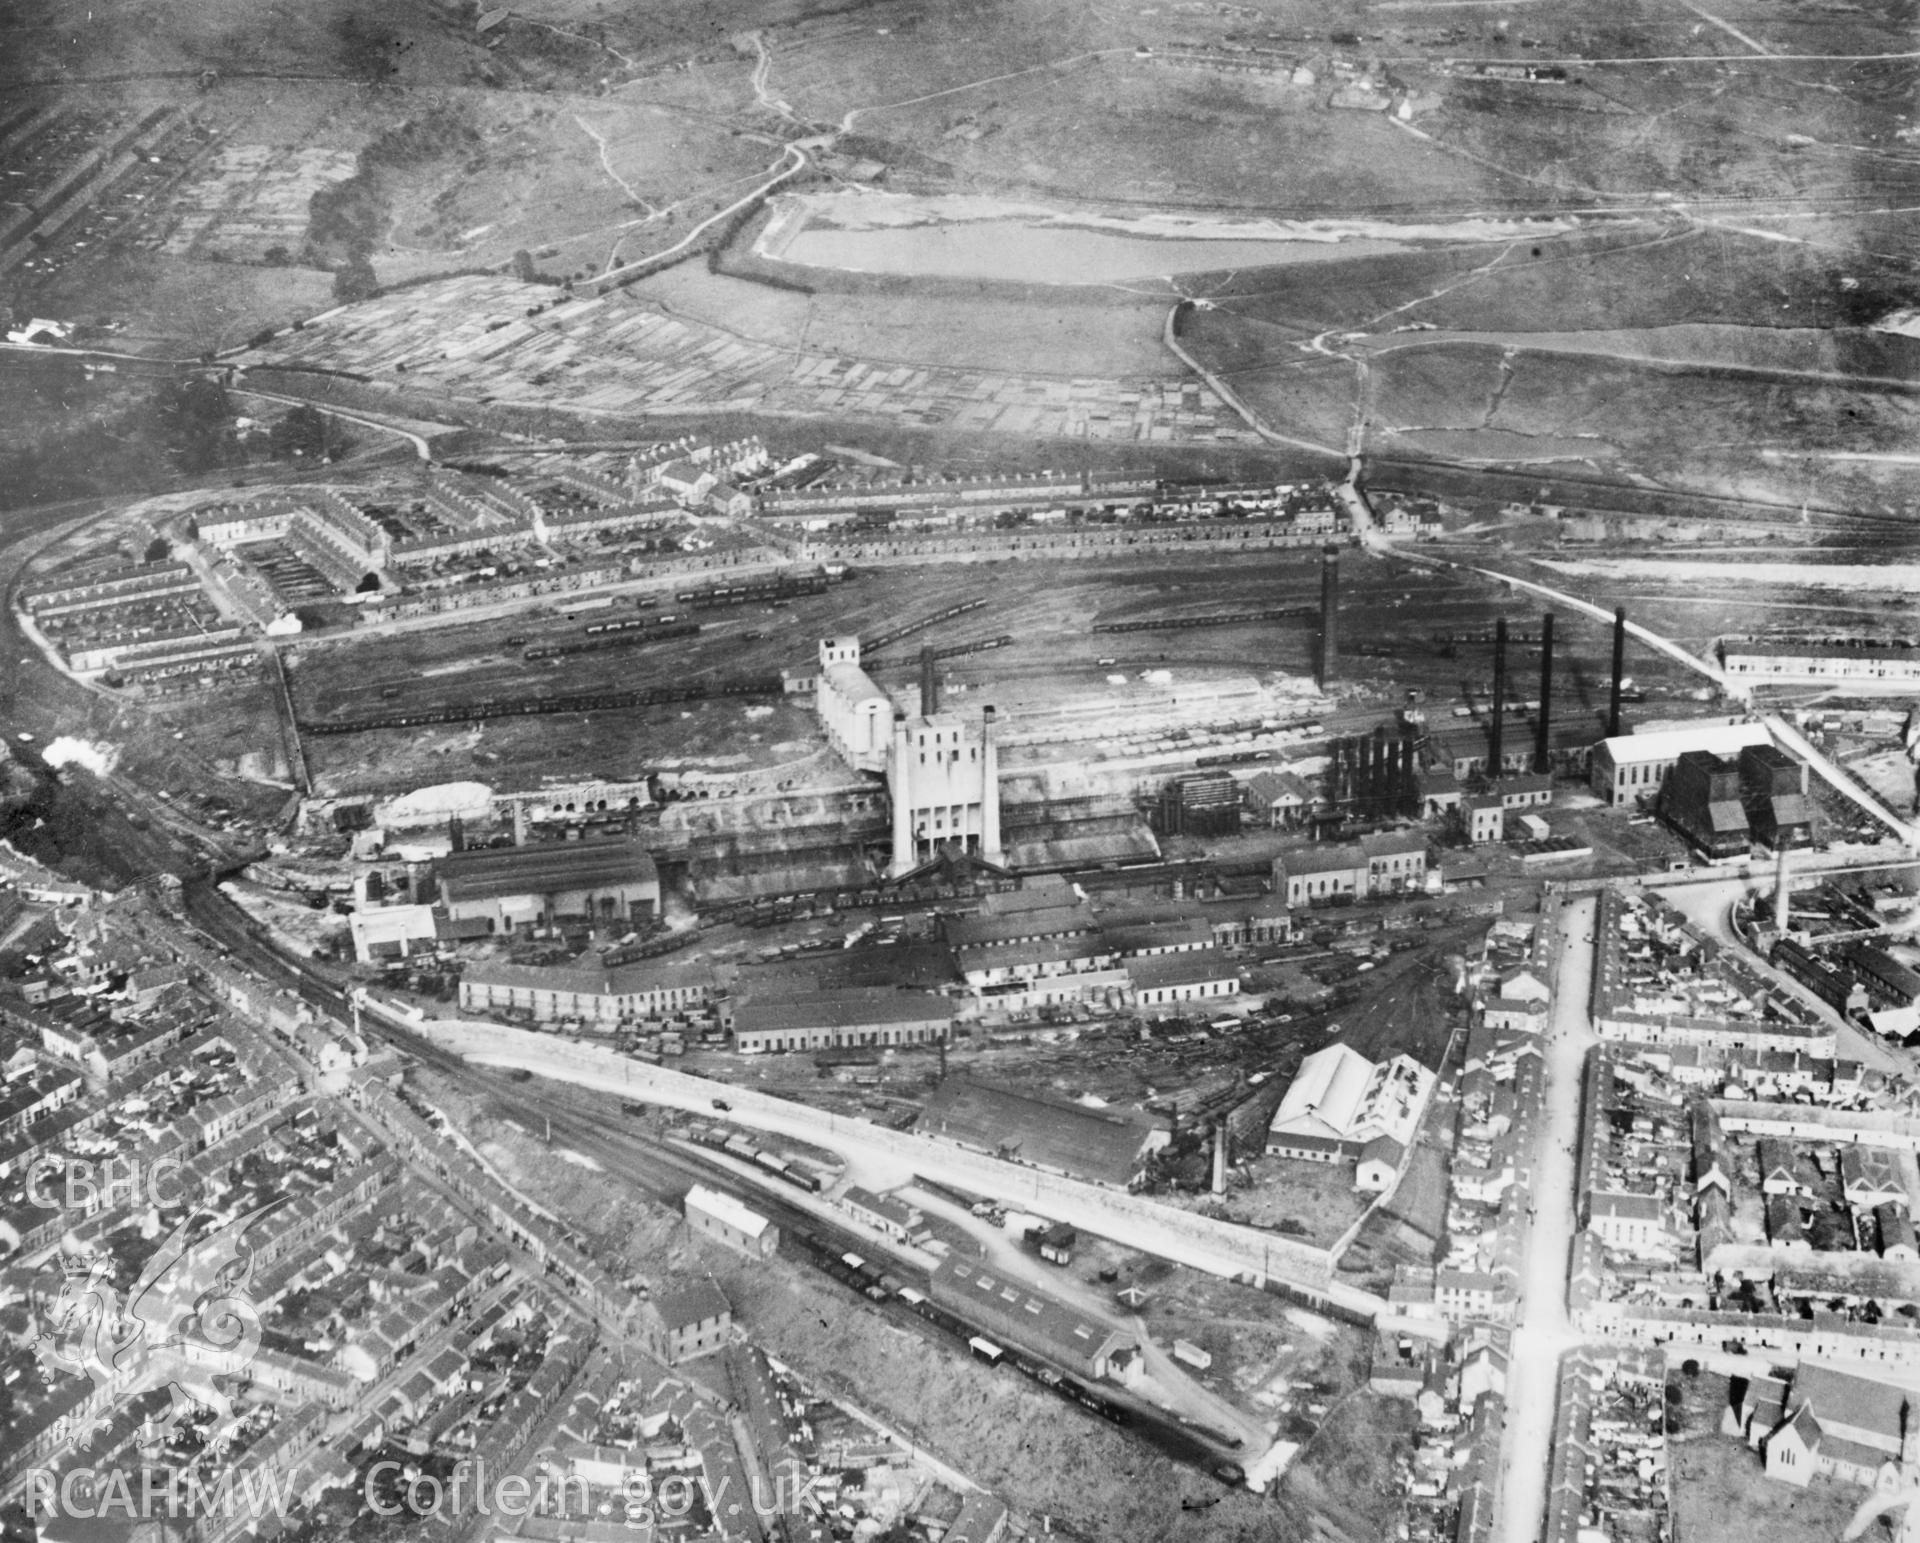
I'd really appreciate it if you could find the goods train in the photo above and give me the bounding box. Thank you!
[785,1232,1133,1426]
[304,676,783,735]
[523,621,701,660]
[673,571,847,610]
[864,598,988,654]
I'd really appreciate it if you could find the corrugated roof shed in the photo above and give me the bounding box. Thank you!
[917,1075,1152,1186]
[433,837,656,903]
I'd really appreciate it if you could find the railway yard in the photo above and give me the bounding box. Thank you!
[3,0,1918,1536]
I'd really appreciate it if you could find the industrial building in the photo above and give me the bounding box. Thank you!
[1271,831,1428,905]
[347,903,444,963]
[1657,739,1813,857]
[1363,830,1429,894]
[889,704,1002,876]
[1272,844,1369,906]
[1266,1043,1438,1191]
[954,935,1128,1012]
[1155,771,1242,837]
[815,636,892,775]
[684,1184,779,1260]
[840,1186,923,1242]
[1589,722,1774,807]
[1659,750,1752,861]
[457,957,715,1025]
[807,631,1006,876]
[917,1075,1166,1187]
[1244,769,1312,826]
[1739,744,1814,850]
[1463,795,1505,846]
[1124,947,1240,1009]
[929,1256,1139,1382]
[430,836,660,932]
[730,986,951,1054]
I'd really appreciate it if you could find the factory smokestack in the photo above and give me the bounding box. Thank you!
[1534,612,1554,775]
[1775,846,1792,934]
[920,645,939,716]
[1212,1122,1227,1195]
[1316,545,1340,688]
[1489,618,1508,781]
[1609,606,1627,738]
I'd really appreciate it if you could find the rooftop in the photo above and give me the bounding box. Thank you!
[1124,947,1238,991]
[433,837,657,904]
[1595,721,1772,768]
[732,987,950,1035]
[934,1254,1134,1365]
[918,1076,1154,1186]
[654,1278,731,1332]
[685,1184,771,1239]
[1274,843,1367,878]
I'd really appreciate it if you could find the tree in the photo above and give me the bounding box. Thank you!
[270,405,330,460]
[149,376,235,475]
[142,536,171,564]
[332,256,379,304]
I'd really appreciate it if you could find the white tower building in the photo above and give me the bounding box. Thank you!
[888,705,1002,876]
[814,636,891,775]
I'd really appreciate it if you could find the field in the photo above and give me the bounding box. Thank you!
[1,0,1908,528]
[639,261,1177,381]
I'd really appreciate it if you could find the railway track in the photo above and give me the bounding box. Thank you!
[178,876,1255,1482]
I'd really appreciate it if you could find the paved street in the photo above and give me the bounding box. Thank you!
[1493,895,1596,1543]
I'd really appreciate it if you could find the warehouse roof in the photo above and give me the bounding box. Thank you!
[1100,918,1212,955]
[433,837,657,904]
[462,956,714,997]
[1594,722,1772,767]
[1246,770,1310,808]
[933,1255,1134,1366]
[1124,948,1238,992]
[918,1076,1154,1186]
[1271,1044,1377,1140]
[1360,830,1428,860]
[945,902,1098,950]
[1274,843,1367,879]
[685,1184,772,1239]
[732,987,950,1035]
[955,935,1110,976]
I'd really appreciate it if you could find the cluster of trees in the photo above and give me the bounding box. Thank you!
[305,109,483,303]
[0,371,351,510]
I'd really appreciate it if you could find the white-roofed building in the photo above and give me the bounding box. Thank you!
[685,1183,779,1259]
[1589,721,1773,806]
[1265,1043,1437,1192]
[815,636,892,774]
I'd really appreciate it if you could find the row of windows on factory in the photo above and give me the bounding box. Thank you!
[743,1024,946,1052]
[920,804,982,831]
[920,747,978,764]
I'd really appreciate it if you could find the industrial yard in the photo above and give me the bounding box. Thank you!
[3,0,1919,1537]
